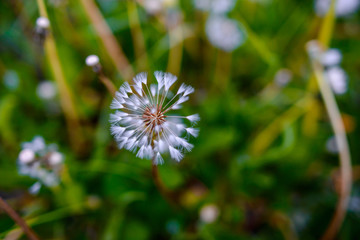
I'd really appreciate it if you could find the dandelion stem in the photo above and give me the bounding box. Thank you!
[0,197,39,240]
[80,0,134,81]
[151,159,178,208]
[309,50,352,240]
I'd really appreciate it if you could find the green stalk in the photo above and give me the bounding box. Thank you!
[36,0,84,152]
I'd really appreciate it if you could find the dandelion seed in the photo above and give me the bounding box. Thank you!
[205,15,246,52]
[109,71,199,164]
[17,136,64,189]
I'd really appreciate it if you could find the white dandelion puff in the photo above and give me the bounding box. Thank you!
[109,71,199,164]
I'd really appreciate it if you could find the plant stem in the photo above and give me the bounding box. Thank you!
[98,72,117,97]
[0,197,39,240]
[36,0,84,152]
[151,158,177,208]
[166,20,184,76]
[80,0,133,81]
[309,49,352,240]
[127,0,148,71]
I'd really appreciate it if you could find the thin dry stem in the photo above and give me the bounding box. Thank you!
[98,73,117,97]
[80,0,133,81]
[0,197,39,240]
[310,57,352,240]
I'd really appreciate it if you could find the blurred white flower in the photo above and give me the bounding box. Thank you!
[315,0,360,17]
[36,81,57,100]
[325,66,348,95]
[18,136,64,189]
[205,15,246,52]
[199,204,219,223]
[274,69,293,87]
[110,71,199,164]
[321,49,342,67]
[194,0,236,14]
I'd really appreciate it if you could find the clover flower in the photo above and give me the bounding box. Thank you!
[18,136,64,192]
[205,15,246,52]
[109,71,199,165]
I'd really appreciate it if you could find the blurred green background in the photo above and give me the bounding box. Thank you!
[1,0,360,239]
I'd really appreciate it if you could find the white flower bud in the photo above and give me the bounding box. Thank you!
[36,17,50,29]
[85,55,100,67]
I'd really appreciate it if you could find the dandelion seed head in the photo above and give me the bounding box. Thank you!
[110,71,199,164]
[85,55,100,67]
[36,17,50,29]
[205,16,246,52]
